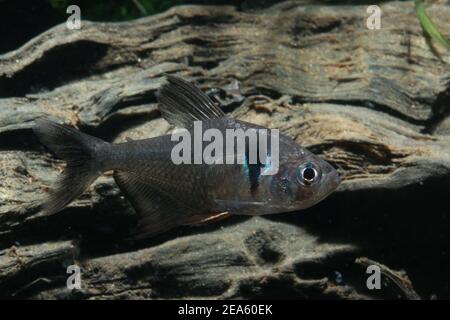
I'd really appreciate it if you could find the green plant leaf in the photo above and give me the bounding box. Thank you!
[415,0,450,51]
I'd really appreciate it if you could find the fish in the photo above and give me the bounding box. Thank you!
[33,75,341,239]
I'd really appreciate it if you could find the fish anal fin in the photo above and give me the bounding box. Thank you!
[114,170,231,239]
[114,171,191,239]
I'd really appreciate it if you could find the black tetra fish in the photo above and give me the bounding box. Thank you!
[34,76,340,239]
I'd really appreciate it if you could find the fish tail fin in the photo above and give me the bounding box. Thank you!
[33,118,109,215]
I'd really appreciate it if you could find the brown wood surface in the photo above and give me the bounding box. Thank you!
[0,1,449,299]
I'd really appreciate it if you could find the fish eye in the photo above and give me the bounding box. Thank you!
[297,162,321,186]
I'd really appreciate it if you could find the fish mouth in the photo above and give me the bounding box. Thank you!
[323,172,341,197]
[316,171,341,203]
[331,171,342,189]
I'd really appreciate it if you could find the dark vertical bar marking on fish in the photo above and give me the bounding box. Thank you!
[245,142,263,196]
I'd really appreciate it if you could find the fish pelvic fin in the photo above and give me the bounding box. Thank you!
[183,211,231,226]
[33,118,109,215]
[157,75,225,128]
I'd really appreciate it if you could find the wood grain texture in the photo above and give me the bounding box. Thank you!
[0,1,449,299]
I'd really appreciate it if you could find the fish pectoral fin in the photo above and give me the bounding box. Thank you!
[114,171,193,239]
[157,75,225,128]
[183,211,231,226]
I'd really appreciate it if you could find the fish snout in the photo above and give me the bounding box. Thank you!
[331,170,341,189]
[323,161,341,191]
[326,168,342,193]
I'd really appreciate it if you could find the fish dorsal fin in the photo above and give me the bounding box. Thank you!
[157,75,225,128]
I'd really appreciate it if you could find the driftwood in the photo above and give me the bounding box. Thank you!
[0,0,449,299]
